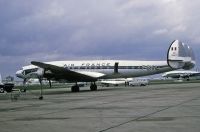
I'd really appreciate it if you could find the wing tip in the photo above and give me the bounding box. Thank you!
[31,61,42,66]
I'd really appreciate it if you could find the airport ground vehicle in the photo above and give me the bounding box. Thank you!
[0,83,15,93]
[129,78,149,86]
[4,83,15,93]
[0,84,4,93]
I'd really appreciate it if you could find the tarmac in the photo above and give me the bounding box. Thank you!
[0,83,200,132]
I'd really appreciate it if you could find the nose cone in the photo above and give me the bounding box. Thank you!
[16,70,24,79]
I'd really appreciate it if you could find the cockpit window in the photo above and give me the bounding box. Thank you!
[24,68,38,75]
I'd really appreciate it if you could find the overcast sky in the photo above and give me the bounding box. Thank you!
[0,0,199,79]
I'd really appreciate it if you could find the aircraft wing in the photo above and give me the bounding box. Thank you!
[31,61,105,82]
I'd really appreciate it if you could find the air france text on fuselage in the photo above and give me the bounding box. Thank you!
[64,63,111,69]
[63,63,160,70]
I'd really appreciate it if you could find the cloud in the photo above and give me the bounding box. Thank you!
[0,0,200,78]
[153,29,168,35]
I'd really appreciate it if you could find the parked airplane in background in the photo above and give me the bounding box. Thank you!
[16,40,196,99]
[162,70,200,80]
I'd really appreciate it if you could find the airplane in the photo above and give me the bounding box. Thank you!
[162,70,200,80]
[16,40,196,99]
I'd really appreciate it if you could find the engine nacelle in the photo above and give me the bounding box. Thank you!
[36,68,44,78]
[25,68,44,79]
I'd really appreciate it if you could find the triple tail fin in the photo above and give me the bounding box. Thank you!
[167,40,195,70]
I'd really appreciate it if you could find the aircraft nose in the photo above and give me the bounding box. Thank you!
[16,70,24,78]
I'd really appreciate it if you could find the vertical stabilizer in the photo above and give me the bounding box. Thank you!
[167,40,195,69]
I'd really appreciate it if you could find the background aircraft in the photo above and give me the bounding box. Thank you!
[16,40,196,99]
[162,70,200,80]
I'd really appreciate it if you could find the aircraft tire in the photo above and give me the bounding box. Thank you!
[0,88,4,93]
[90,84,97,91]
[71,85,80,92]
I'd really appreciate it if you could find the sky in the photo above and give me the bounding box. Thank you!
[0,0,200,79]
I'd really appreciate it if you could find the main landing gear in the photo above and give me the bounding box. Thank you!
[38,79,52,100]
[39,78,43,100]
[21,79,27,92]
[71,82,97,92]
[71,83,80,92]
[90,82,97,91]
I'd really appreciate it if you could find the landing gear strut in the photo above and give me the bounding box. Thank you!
[48,79,52,88]
[71,82,97,92]
[39,78,43,100]
[71,83,80,92]
[22,79,27,92]
[185,76,190,81]
[90,82,97,91]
